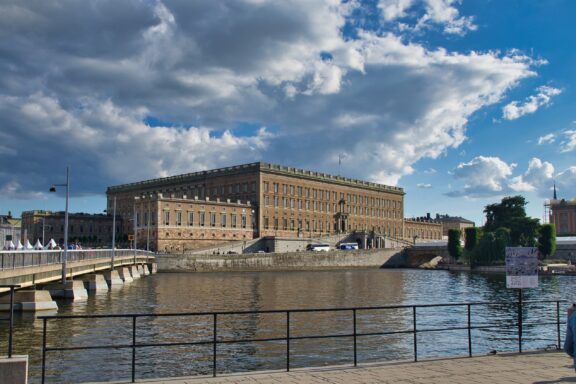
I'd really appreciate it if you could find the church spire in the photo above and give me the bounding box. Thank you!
[553,182,557,200]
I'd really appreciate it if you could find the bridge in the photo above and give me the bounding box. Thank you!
[403,243,450,267]
[0,249,156,311]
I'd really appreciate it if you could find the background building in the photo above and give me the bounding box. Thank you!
[434,214,475,237]
[20,210,119,248]
[548,199,576,236]
[0,212,21,249]
[404,218,443,242]
[133,193,254,253]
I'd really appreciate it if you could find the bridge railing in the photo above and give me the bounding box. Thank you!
[0,249,155,271]
[38,299,564,383]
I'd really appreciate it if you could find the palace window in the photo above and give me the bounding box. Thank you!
[210,212,216,227]
[221,213,226,227]
[199,212,205,226]
[163,211,169,226]
[188,212,194,226]
[176,211,182,226]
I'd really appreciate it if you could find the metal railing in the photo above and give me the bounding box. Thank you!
[0,284,20,358]
[0,249,155,270]
[38,299,565,383]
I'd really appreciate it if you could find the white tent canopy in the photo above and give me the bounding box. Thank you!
[44,239,57,250]
[16,241,23,250]
[3,240,15,250]
[23,239,34,250]
[34,239,44,250]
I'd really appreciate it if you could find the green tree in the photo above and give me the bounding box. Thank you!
[483,195,540,246]
[474,230,507,266]
[448,229,462,261]
[464,227,479,251]
[538,224,557,259]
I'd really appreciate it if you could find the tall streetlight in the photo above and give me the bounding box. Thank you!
[106,196,117,269]
[133,196,139,264]
[146,195,151,251]
[50,166,69,284]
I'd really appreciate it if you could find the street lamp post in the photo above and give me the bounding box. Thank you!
[133,196,139,264]
[147,195,151,251]
[41,217,45,246]
[111,196,116,269]
[50,166,70,284]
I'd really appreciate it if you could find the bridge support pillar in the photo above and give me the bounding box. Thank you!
[44,280,88,300]
[117,267,133,283]
[104,270,123,286]
[0,355,28,384]
[82,274,109,291]
[0,290,57,311]
[130,266,141,279]
[147,263,157,274]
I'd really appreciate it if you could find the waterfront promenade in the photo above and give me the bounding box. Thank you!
[94,351,574,384]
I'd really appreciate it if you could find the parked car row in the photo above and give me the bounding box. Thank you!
[305,242,360,251]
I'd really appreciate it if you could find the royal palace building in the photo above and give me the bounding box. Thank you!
[107,162,413,252]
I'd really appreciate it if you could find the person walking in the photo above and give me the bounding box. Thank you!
[564,304,576,372]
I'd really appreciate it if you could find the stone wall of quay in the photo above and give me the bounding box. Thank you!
[157,248,406,272]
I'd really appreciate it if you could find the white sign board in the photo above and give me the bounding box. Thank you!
[505,247,539,289]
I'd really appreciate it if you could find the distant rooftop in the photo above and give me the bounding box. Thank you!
[108,161,404,195]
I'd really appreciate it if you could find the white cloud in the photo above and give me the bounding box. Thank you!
[556,167,576,199]
[416,183,432,188]
[538,133,556,145]
[379,0,415,21]
[0,180,46,200]
[509,158,554,195]
[448,156,557,198]
[378,0,476,35]
[502,85,561,120]
[560,130,576,152]
[0,0,542,199]
[448,156,515,197]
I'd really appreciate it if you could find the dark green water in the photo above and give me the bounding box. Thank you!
[1,268,574,383]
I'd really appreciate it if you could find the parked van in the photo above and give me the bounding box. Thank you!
[306,244,330,252]
[338,242,359,250]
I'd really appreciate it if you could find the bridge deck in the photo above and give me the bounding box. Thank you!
[0,250,154,291]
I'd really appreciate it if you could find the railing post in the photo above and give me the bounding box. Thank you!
[467,304,472,357]
[557,301,561,349]
[353,309,358,366]
[42,318,47,384]
[8,286,15,358]
[286,311,290,372]
[413,306,417,362]
[213,313,218,377]
[518,289,523,353]
[132,316,136,383]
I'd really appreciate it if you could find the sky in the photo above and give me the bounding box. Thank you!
[1,0,575,226]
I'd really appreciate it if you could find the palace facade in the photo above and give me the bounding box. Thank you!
[107,162,413,251]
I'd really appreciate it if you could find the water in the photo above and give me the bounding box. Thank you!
[1,268,575,383]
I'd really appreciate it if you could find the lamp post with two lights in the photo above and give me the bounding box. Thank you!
[50,166,69,284]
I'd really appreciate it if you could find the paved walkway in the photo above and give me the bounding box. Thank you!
[98,351,576,384]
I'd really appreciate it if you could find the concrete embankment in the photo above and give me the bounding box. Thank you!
[157,248,406,272]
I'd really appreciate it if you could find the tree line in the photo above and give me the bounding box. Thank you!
[447,196,557,266]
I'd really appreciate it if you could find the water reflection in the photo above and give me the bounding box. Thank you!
[0,269,573,383]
